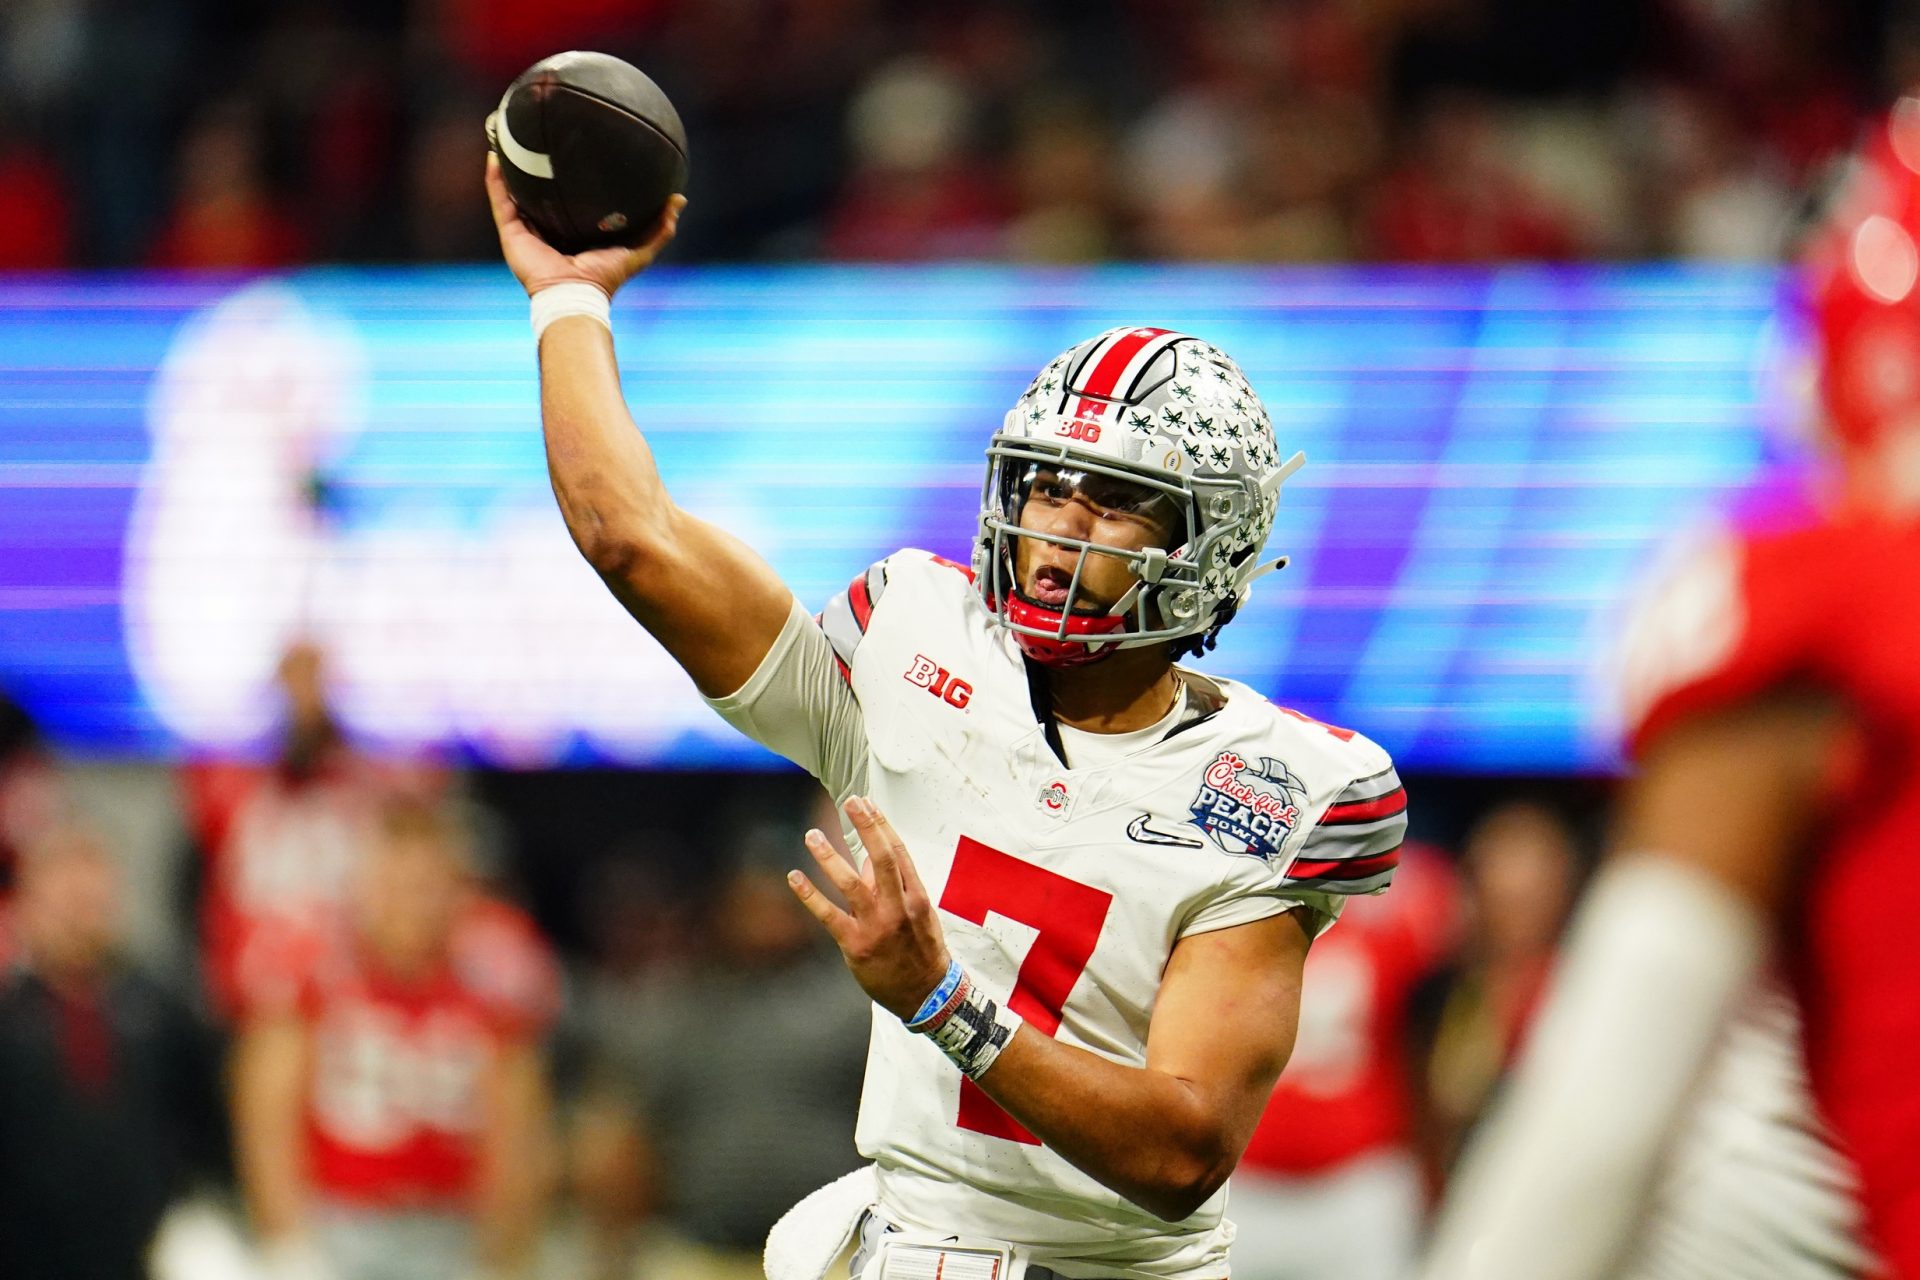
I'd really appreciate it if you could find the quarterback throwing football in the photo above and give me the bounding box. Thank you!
[487,158,1406,1280]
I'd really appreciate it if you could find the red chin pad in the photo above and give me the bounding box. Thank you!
[1005,594,1127,668]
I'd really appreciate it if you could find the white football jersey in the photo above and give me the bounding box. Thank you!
[707,550,1406,1279]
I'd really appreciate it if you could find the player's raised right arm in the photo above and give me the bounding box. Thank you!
[486,155,793,697]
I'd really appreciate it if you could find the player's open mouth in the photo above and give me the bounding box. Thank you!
[1027,565,1075,607]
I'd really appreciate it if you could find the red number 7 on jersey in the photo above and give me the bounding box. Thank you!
[939,836,1113,1144]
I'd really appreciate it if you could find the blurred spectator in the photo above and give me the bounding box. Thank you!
[0,0,1899,266]
[231,794,559,1280]
[406,98,499,262]
[1635,86,1799,260]
[148,100,309,270]
[434,0,670,85]
[643,0,879,261]
[1003,94,1120,263]
[1122,87,1258,262]
[3,0,192,263]
[0,130,73,269]
[1242,93,1383,262]
[822,56,1011,260]
[1364,93,1583,262]
[247,6,406,262]
[0,820,225,1280]
[572,835,701,987]
[1229,845,1461,1280]
[0,689,63,966]
[182,642,441,1020]
[577,820,869,1280]
[1407,799,1582,1185]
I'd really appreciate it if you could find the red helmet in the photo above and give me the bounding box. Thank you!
[1807,96,1920,452]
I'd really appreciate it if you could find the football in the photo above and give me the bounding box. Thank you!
[487,51,689,255]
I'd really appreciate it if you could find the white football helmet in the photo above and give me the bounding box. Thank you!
[973,326,1305,665]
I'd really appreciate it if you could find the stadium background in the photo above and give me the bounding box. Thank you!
[0,1,1907,1278]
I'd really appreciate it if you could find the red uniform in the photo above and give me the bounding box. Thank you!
[184,756,439,1018]
[239,898,558,1207]
[1624,512,1920,1275]
[1241,845,1457,1177]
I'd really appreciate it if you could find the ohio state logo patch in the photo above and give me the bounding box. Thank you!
[1035,777,1073,820]
[1190,751,1304,863]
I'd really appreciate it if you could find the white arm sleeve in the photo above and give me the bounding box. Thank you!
[702,597,871,804]
[1419,854,1766,1280]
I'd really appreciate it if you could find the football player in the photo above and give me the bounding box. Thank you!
[1420,98,1920,1280]
[232,796,558,1280]
[486,157,1406,1279]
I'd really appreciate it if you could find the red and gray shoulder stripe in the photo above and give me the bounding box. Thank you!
[817,560,890,683]
[1286,766,1407,893]
[1061,326,1188,417]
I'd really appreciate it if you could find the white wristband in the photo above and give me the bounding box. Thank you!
[911,966,1023,1080]
[530,282,611,342]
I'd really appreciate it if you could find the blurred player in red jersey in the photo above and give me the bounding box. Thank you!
[185,642,443,1019]
[1229,844,1458,1280]
[231,796,559,1280]
[1422,97,1920,1279]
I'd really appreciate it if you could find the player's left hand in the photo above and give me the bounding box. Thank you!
[789,796,953,1021]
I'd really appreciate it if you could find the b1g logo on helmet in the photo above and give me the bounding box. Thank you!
[1190,752,1304,863]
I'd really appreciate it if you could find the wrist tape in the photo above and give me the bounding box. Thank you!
[530,282,611,341]
[905,960,1021,1080]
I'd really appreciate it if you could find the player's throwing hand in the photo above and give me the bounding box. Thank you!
[789,797,954,1021]
[484,153,685,300]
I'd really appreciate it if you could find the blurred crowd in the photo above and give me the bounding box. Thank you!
[0,0,1911,272]
[0,643,1604,1280]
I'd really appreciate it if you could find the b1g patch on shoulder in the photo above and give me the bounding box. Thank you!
[1189,751,1305,863]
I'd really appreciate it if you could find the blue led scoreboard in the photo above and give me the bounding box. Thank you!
[0,266,1805,771]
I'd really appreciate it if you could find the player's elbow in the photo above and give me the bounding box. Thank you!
[574,523,645,579]
[570,508,674,587]
[1134,1146,1237,1223]
[1136,1179,1227,1224]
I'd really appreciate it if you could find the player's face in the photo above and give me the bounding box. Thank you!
[1013,465,1178,611]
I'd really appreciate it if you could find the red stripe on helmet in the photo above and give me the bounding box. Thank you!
[1072,326,1174,416]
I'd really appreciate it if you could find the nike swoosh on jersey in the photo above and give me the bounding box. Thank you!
[1126,813,1205,848]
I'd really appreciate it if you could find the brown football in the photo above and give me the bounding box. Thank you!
[488,51,689,255]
